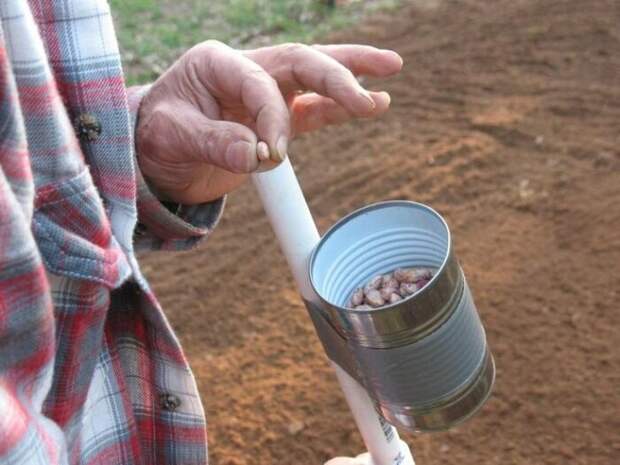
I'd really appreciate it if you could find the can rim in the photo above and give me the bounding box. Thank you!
[308,200,452,313]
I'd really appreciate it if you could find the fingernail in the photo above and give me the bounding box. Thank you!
[358,89,376,109]
[272,136,288,162]
[226,141,254,172]
[391,51,404,67]
[381,91,391,106]
[257,141,270,161]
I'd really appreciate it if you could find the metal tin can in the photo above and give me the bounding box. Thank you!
[308,201,495,432]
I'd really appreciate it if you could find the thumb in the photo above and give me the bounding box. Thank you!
[139,100,262,174]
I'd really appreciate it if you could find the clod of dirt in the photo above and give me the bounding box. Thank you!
[286,420,306,435]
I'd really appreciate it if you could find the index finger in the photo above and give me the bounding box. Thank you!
[187,41,291,162]
[246,44,381,116]
[312,44,403,77]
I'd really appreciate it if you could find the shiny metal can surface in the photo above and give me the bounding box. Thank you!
[308,201,495,432]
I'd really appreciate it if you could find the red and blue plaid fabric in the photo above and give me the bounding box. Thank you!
[0,1,224,464]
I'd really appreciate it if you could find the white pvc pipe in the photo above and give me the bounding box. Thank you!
[252,159,318,301]
[331,362,415,465]
[252,159,414,465]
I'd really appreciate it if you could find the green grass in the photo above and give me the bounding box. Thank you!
[110,0,402,84]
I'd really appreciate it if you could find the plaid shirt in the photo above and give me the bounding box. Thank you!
[0,1,225,464]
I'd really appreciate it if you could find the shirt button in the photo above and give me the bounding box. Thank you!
[160,393,182,411]
[74,113,102,141]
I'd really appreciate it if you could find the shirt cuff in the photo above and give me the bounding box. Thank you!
[127,85,226,251]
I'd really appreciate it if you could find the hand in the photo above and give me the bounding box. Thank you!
[324,453,371,465]
[136,41,402,204]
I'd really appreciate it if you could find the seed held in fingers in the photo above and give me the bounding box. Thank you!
[257,141,270,161]
[365,289,385,308]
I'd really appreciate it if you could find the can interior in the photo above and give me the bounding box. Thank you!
[310,201,451,308]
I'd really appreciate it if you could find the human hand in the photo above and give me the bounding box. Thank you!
[136,41,402,204]
[324,452,371,465]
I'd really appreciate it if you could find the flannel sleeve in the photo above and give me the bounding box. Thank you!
[126,85,225,252]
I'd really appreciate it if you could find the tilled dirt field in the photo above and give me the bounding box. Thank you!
[139,0,620,463]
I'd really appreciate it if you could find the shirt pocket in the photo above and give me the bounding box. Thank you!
[32,168,129,288]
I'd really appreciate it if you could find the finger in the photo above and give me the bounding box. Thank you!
[187,41,290,162]
[312,44,403,77]
[291,91,391,133]
[354,452,372,465]
[245,43,378,117]
[196,116,260,173]
[257,141,270,161]
[254,157,283,173]
[324,457,368,465]
[142,100,261,173]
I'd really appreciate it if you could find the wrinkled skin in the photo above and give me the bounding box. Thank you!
[136,41,402,204]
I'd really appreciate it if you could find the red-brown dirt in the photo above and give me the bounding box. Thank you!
[139,0,620,463]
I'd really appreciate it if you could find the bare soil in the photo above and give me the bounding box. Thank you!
[140,0,620,463]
